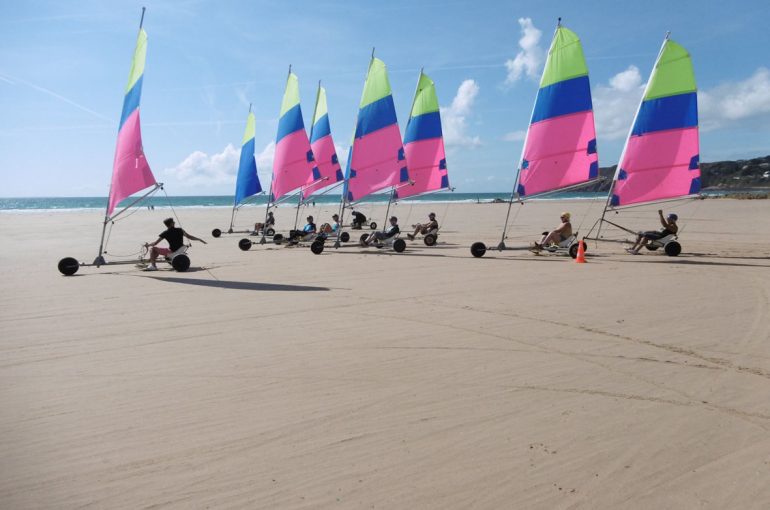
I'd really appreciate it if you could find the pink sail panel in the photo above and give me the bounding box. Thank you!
[612,127,699,206]
[347,123,406,202]
[108,110,156,215]
[399,138,447,199]
[272,130,316,201]
[303,135,339,199]
[518,110,598,196]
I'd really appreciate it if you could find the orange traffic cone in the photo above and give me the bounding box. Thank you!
[575,239,586,263]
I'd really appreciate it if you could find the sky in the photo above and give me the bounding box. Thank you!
[1,0,769,197]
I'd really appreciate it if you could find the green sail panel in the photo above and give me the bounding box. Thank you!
[644,39,697,100]
[539,26,588,88]
[359,58,392,108]
[410,72,440,118]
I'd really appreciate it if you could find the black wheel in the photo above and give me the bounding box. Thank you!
[273,233,284,245]
[266,227,275,236]
[171,254,191,272]
[664,241,681,257]
[340,231,350,243]
[211,228,221,238]
[645,244,659,251]
[58,257,80,276]
[424,234,437,246]
[370,222,377,230]
[238,238,252,251]
[359,233,369,246]
[470,242,487,258]
[310,240,325,255]
[569,244,579,259]
[393,238,406,253]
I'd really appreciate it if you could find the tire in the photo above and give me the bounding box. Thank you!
[369,222,377,230]
[310,240,325,255]
[266,227,275,236]
[664,241,681,257]
[569,244,579,259]
[424,234,437,246]
[359,233,369,246]
[645,244,659,251]
[273,233,283,245]
[340,231,350,243]
[238,238,252,251]
[171,254,191,272]
[393,238,406,253]
[211,228,221,238]
[470,242,487,258]
[58,257,80,276]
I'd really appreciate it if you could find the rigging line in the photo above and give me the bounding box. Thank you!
[161,187,184,229]
[502,201,524,240]
[576,191,604,232]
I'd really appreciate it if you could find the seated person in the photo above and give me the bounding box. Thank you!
[144,217,206,271]
[318,214,340,236]
[626,210,678,254]
[288,215,317,243]
[407,212,439,240]
[351,210,367,229]
[253,211,275,234]
[531,212,572,252]
[362,216,400,246]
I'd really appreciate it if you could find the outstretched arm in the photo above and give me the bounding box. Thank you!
[658,210,667,228]
[145,236,163,248]
[183,231,207,244]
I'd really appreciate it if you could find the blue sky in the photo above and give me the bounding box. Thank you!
[1,0,769,197]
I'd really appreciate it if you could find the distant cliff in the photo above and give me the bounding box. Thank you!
[590,155,770,191]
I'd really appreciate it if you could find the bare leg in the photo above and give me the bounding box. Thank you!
[149,247,160,265]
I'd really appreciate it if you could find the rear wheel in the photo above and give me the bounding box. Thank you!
[171,254,191,272]
[266,227,275,236]
[340,231,350,243]
[645,244,659,251]
[370,222,377,230]
[310,240,325,255]
[58,257,80,276]
[211,228,221,238]
[664,241,681,257]
[238,238,252,251]
[393,239,406,253]
[470,242,487,258]
[424,234,437,246]
[273,233,283,245]
[359,233,369,246]
[569,244,579,258]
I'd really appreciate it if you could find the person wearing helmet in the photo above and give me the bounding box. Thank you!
[626,210,679,254]
[531,212,573,252]
[287,215,317,244]
[362,216,400,246]
[407,212,439,240]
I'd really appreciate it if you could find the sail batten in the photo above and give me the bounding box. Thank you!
[107,28,157,216]
[399,71,448,199]
[610,38,700,207]
[516,25,598,198]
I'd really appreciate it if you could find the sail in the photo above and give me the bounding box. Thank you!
[303,85,343,199]
[610,37,700,207]
[271,72,317,202]
[399,71,449,199]
[346,57,409,202]
[516,25,598,198]
[234,110,262,205]
[107,28,157,216]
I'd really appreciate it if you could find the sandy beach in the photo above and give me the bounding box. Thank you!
[2,198,770,509]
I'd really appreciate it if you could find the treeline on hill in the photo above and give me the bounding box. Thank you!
[584,155,770,192]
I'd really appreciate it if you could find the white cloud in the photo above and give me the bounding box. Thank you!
[593,65,646,140]
[505,18,544,84]
[256,141,275,184]
[164,144,240,187]
[502,130,527,142]
[441,79,481,148]
[700,67,770,130]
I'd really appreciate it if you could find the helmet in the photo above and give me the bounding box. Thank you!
[667,213,678,221]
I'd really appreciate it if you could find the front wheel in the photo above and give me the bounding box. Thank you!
[369,222,377,230]
[58,257,80,276]
[310,240,325,255]
[266,227,275,236]
[470,242,487,258]
[359,233,369,246]
[211,228,222,238]
[238,238,252,251]
[273,233,284,245]
[340,231,350,243]
[171,254,191,272]
[664,241,681,257]
[393,239,406,253]
[645,244,659,251]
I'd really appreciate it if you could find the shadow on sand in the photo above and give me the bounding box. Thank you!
[146,276,330,292]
